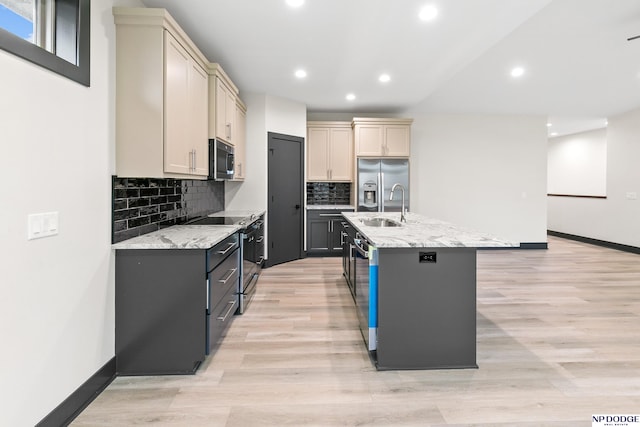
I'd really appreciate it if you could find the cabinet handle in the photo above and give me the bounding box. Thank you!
[217,299,236,321]
[216,242,237,255]
[193,149,197,171]
[319,213,343,217]
[218,268,238,285]
[206,279,210,313]
[226,123,232,140]
[238,163,242,177]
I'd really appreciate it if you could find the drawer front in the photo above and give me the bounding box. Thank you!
[207,233,239,272]
[209,248,239,310]
[209,284,237,351]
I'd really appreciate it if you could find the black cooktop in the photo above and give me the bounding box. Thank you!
[185,216,247,225]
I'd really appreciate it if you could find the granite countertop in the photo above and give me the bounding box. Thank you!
[342,212,517,249]
[307,205,355,210]
[112,209,265,250]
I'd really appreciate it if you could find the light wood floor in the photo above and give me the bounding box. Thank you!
[73,236,640,426]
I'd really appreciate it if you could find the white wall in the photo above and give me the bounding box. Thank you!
[225,93,306,257]
[548,108,640,247]
[409,113,548,244]
[547,128,607,197]
[0,1,141,425]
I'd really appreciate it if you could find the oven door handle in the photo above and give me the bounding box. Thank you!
[354,239,368,257]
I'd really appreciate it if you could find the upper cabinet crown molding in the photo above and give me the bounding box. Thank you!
[113,7,208,70]
[352,117,413,158]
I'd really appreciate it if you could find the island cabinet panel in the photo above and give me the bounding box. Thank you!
[115,249,206,375]
[375,247,477,370]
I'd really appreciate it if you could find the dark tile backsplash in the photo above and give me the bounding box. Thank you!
[112,177,224,243]
[306,182,351,205]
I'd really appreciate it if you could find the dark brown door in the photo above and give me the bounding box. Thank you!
[267,132,304,266]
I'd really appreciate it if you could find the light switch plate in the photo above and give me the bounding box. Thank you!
[626,192,637,200]
[28,212,59,240]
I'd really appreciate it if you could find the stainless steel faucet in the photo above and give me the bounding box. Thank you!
[389,183,407,222]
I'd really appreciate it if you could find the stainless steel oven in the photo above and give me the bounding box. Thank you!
[239,216,264,313]
[209,139,234,180]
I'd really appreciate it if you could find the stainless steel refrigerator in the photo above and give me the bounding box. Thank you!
[357,159,409,212]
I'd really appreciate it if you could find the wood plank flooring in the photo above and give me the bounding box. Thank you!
[73,236,640,426]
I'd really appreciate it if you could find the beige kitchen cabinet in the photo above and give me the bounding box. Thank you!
[208,63,239,145]
[232,100,247,180]
[113,7,209,179]
[352,118,413,157]
[307,122,353,182]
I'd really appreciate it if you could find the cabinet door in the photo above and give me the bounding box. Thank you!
[328,128,352,181]
[215,79,234,143]
[189,61,209,176]
[225,90,236,144]
[307,217,330,253]
[307,128,330,181]
[384,125,411,157]
[355,124,384,156]
[233,105,246,180]
[164,31,191,175]
[329,219,344,252]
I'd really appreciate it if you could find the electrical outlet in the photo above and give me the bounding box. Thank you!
[626,192,638,200]
[28,212,59,240]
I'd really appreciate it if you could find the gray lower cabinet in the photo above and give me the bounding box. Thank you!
[115,234,239,375]
[307,209,353,256]
[115,249,206,375]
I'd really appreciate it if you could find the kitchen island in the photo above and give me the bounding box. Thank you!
[341,212,515,370]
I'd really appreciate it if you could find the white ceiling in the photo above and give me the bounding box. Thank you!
[140,0,640,135]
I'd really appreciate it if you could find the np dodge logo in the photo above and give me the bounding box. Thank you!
[593,415,640,427]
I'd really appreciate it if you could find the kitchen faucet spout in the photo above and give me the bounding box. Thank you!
[389,183,407,222]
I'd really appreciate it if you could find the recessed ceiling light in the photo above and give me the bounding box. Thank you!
[379,74,391,83]
[419,5,438,21]
[346,93,356,101]
[510,67,525,78]
[294,69,307,79]
[286,0,304,7]
[550,132,558,137]
[547,123,552,127]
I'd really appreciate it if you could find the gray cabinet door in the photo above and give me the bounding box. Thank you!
[308,217,330,253]
[116,249,206,375]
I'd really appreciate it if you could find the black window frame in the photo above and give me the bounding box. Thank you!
[0,0,90,86]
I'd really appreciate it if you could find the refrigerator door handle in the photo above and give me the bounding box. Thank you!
[379,172,385,212]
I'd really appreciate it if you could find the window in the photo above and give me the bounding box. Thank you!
[0,0,89,86]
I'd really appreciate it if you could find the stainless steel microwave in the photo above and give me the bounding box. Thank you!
[209,139,234,180]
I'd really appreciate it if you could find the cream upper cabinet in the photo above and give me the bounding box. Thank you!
[164,31,208,176]
[232,100,247,180]
[307,122,353,182]
[353,118,413,157]
[209,63,240,145]
[214,78,236,144]
[113,8,209,179]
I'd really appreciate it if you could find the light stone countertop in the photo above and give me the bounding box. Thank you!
[112,225,239,250]
[307,205,355,210]
[112,209,265,250]
[342,212,517,249]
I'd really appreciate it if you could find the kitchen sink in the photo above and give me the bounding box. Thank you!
[360,218,402,227]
